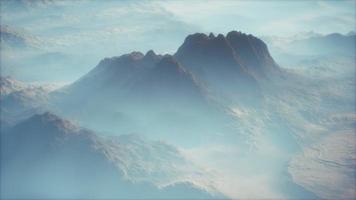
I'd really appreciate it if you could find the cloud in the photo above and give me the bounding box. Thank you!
[2,0,354,55]
[1,1,197,55]
[258,1,355,36]
[1,0,354,82]
[158,0,355,36]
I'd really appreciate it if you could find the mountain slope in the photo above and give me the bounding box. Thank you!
[50,30,282,144]
[128,55,207,107]
[51,50,233,144]
[1,112,220,199]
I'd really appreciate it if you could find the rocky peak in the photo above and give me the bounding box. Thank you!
[155,55,186,75]
[175,33,235,61]
[143,49,161,64]
[226,31,279,76]
[145,50,156,58]
[174,32,244,74]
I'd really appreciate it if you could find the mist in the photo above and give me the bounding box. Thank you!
[1,0,355,199]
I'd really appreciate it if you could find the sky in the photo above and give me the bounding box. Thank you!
[0,0,355,81]
[1,0,355,53]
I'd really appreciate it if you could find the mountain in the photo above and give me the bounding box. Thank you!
[64,51,160,99]
[288,33,356,56]
[175,31,279,79]
[263,32,356,66]
[174,31,279,105]
[52,49,233,144]
[264,32,356,57]
[174,33,250,93]
[1,112,220,199]
[129,55,208,107]
[50,31,280,144]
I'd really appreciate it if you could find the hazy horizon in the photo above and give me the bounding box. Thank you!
[1,1,355,199]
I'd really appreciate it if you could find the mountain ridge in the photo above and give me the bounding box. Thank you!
[1,112,220,199]
[50,30,277,141]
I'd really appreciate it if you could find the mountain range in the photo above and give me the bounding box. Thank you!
[288,33,356,56]
[1,31,282,198]
[263,32,356,66]
[3,30,353,199]
[49,31,280,143]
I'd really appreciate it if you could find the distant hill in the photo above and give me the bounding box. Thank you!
[263,32,356,66]
[288,33,356,56]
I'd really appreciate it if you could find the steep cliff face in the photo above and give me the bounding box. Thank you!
[174,32,268,104]
[226,31,280,77]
